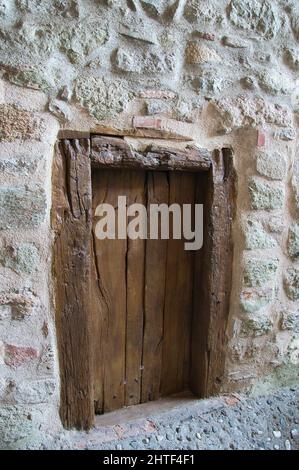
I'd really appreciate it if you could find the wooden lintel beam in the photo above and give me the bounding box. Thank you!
[91,136,211,172]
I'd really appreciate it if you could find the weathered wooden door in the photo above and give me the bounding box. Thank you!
[91,169,197,413]
[53,137,235,429]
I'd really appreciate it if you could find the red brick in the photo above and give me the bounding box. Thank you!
[4,343,38,367]
[133,116,163,130]
[257,130,266,147]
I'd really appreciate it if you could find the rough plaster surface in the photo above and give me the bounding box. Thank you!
[0,0,298,447]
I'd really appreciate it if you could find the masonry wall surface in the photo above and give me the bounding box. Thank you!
[0,0,298,449]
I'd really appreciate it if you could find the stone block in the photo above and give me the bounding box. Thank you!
[119,25,158,45]
[12,379,56,404]
[0,243,40,274]
[222,36,249,48]
[292,157,299,215]
[5,68,51,93]
[213,96,293,134]
[287,224,299,259]
[290,5,299,40]
[267,215,285,234]
[288,336,299,365]
[144,50,176,74]
[274,128,296,141]
[0,404,61,450]
[240,286,274,313]
[145,100,172,115]
[189,68,225,98]
[0,289,38,320]
[258,70,292,96]
[0,187,47,230]
[16,0,80,17]
[115,48,141,73]
[0,156,39,176]
[241,314,273,337]
[0,105,44,142]
[284,267,299,301]
[185,42,221,64]
[256,151,287,180]
[4,344,39,368]
[243,256,279,287]
[249,178,285,210]
[75,76,133,121]
[58,22,108,64]
[280,309,299,332]
[284,48,299,71]
[140,0,165,18]
[227,0,282,39]
[184,0,224,25]
[243,217,277,249]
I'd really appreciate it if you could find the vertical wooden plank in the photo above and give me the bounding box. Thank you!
[141,172,169,403]
[189,172,207,397]
[161,172,196,396]
[52,139,94,430]
[190,149,236,397]
[92,170,127,413]
[91,170,109,414]
[125,171,146,406]
[90,207,107,414]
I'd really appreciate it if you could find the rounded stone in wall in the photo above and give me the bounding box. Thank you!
[284,267,299,301]
[249,178,285,210]
[287,224,299,260]
[256,151,287,181]
[185,42,221,65]
[227,0,283,39]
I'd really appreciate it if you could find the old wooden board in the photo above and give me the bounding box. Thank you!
[161,172,197,396]
[92,170,128,412]
[91,170,198,410]
[52,139,94,430]
[125,171,146,406]
[141,172,169,402]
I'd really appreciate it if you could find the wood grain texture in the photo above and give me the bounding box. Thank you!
[161,173,196,396]
[91,136,211,172]
[52,139,94,430]
[91,171,111,414]
[90,124,193,141]
[125,171,146,406]
[190,149,236,397]
[92,170,128,413]
[141,172,169,403]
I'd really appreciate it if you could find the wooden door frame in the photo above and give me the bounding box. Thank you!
[52,135,236,430]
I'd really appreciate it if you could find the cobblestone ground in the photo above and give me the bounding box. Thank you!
[39,386,299,450]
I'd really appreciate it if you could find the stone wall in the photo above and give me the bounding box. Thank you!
[0,0,298,449]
